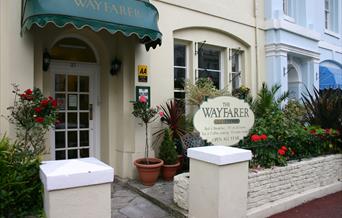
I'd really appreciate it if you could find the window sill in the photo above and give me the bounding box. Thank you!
[324,29,341,39]
[283,15,295,23]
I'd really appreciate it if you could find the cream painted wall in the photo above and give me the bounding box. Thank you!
[149,0,265,107]
[0,0,34,138]
[0,0,266,179]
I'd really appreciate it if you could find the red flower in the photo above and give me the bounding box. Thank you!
[25,89,33,95]
[51,99,57,108]
[251,134,261,142]
[278,149,285,156]
[20,93,27,99]
[48,96,53,101]
[159,111,164,117]
[325,128,332,135]
[40,99,49,107]
[281,146,288,151]
[34,107,42,113]
[139,95,147,103]
[310,129,316,135]
[260,134,267,140]
[35,117,44,123]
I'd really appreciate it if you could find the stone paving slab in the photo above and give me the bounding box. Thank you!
[127,180,188,218]
[112,179,174,218]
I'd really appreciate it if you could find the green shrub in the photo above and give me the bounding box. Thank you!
[0,136,43,217]
[184,78,230,107]
[238,84,341,168]
[159,129,178,165]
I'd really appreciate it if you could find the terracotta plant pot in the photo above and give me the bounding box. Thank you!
[134,158,164,186]
[162,162,180,181]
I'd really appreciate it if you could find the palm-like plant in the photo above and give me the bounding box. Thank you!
[302,87,342,131]
[251,83,289,118]
[153,99,189,153]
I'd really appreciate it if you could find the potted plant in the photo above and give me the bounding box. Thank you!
[154,99,190,171]
[159,129,180,181]
[132,95,163,186]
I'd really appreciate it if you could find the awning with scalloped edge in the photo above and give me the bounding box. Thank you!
[21,0,162,50]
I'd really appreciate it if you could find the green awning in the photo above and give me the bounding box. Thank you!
[22,0,162,50]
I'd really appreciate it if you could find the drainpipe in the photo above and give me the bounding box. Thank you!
[254,0,259,92]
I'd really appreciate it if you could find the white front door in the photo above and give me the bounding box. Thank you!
[51,61,99,160]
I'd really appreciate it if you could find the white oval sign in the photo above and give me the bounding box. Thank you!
[193,96,255,146]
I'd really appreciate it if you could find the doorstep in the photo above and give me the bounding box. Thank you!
[126,179,188,218]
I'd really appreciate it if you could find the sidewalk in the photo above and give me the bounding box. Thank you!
[111,179,174,218]
[270,191,342,218]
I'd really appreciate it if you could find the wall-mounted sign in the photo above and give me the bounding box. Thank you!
[136,86,151,107]
[193,96,254,146]
[138,65,148,82]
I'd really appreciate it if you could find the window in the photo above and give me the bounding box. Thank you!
[230,50,242,91]
[325,0,331,29]
[283,0,294,18]
[197,46,222,89]
[325,0,339,33]
[174,44,187,111]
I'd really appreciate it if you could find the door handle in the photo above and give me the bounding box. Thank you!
[89,104,93,120]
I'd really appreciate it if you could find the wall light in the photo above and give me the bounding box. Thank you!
[42,49,51,72]
[110,58,122,76]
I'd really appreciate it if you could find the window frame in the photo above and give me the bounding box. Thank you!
[230,49,242,91]
[196,44,224,89]
[173,41,189,112]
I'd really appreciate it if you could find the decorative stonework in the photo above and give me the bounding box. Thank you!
[173,173,190,210]
[173,154,342,211]
[247,154,342,210]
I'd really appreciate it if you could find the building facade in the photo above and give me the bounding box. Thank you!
[0,0,265,179]
[265,0,342,99]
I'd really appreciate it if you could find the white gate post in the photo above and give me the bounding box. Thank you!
[40,158,114,218]
[188,146,252,218]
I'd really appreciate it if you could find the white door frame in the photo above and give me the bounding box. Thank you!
[50,60,101,159]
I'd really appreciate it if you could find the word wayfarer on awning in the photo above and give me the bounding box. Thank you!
[21,0,162,50]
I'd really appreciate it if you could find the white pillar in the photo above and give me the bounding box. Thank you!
[188,146,252,218]
[40,158,114,218]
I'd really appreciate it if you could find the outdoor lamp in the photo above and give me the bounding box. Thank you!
[42,49,51,72]
[110,58,122,76]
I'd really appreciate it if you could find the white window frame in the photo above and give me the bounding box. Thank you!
[325,0,340,34]
[196,44,224,89]
[230,50,242,91]
[325,0,331,30]
[173,41,189,111]
[283,0,295,22]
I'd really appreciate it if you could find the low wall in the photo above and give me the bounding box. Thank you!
[174,154,342,214]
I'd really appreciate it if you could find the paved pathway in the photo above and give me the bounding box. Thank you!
[270,191,342,218]
[111,180,174,218]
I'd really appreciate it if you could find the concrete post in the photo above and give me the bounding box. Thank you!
[40,158,114,218]
[188,146,252,218]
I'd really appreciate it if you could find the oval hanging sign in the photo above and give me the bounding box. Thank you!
[193,96,255,146]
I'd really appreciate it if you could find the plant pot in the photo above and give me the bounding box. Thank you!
[134,158,164,186]
[162,162,180,181]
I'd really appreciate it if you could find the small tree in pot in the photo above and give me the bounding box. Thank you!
[132,95,163,186]
[159,128,180,181]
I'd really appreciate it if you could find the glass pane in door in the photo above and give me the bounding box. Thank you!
[54,72,91,160]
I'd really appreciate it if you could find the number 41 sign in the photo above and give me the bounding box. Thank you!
[138,65,148,82]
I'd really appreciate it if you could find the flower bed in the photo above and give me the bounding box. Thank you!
[173,154,342,212]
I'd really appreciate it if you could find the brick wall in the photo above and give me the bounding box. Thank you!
[247,154,342,210]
